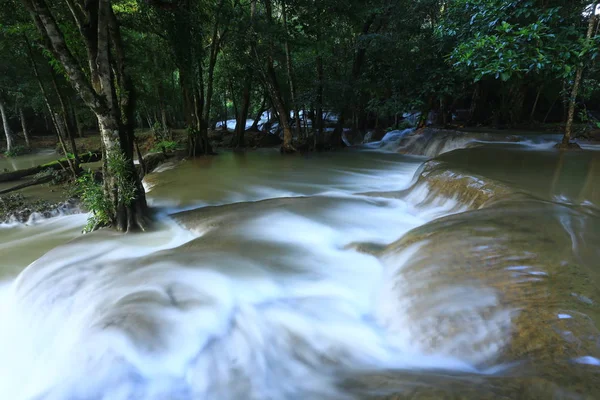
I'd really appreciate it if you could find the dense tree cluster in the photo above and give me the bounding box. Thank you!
[1,0,598,229]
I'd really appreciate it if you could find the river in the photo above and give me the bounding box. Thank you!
[0,131,599,399]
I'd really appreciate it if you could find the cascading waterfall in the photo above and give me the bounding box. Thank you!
[1,134,599,400]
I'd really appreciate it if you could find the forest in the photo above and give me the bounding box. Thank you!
[0,0,599,230]
[2,1,600,399]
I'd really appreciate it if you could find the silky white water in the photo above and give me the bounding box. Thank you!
[0,149,509,400]
[1,143,598,399]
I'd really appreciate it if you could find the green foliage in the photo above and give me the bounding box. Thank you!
[448,1,591,82]
[151,140,179,153]
[74,150,137,233]
[5,145,29,157]
[74,171,112,233]
[107,149,137,208]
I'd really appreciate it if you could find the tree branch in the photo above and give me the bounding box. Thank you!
[21,0,105,114]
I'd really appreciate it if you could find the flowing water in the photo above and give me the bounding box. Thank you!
[0,149,58,172]
[1,133,600,399]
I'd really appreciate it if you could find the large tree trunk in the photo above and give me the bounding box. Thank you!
[0,99,14,153]
[19,107,31,148]
[97,114,148,232]
[23,0,148,231]
[563,1,598,146]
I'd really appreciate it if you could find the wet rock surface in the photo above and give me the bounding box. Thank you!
[0,193,81,224]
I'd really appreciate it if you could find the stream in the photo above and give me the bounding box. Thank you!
[0,132,599,399]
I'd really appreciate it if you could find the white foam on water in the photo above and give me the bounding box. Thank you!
[0,190,508,400]
[574,356,600,366]
[0,146,522,400]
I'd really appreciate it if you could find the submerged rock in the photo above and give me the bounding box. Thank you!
[366,199,600,399]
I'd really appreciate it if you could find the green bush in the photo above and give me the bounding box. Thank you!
[75,170,112,233]
[151,140,179,153]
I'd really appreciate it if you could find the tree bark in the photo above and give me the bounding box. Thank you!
[0,99,14,153]
[332,14,377,146]
[282,0,301,140]
[19,107,31,148]
[198,0,225,156]
[564,68,584,145]
[22,0,148,231]
[261,0,295,153]
[315,53,324,149]
[50,70,81,170]
[251,97,267,131]
[563,1,598,146]
[24,35,78,176]
[234,78,251,148]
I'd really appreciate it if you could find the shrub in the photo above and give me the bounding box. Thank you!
[75,170,112,233]
[151,140,179,153]
[73,149,139,233]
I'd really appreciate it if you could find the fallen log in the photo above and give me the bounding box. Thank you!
[0,175,53,195]
[0,151,101,183]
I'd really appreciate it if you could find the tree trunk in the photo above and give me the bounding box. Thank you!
[53,111,79,176]
[332,14,377,147]
[97,114,148,232]
[24,35,78,176]
[0,99,13,153]
[200,0,225,155]
[563,1,598,146]
[282,0,301,140]
[530,86,542,122]
[564,68,583,145]
[22,0,148,231]
[69,98,84,137]
[315,44,324,148]
[234,79,251,148]
[262,0,295,153]
[19,107,31,148]
[251,97,267,131]
[50,70,81,170]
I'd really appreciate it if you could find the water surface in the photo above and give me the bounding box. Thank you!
[1,135,599,399]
